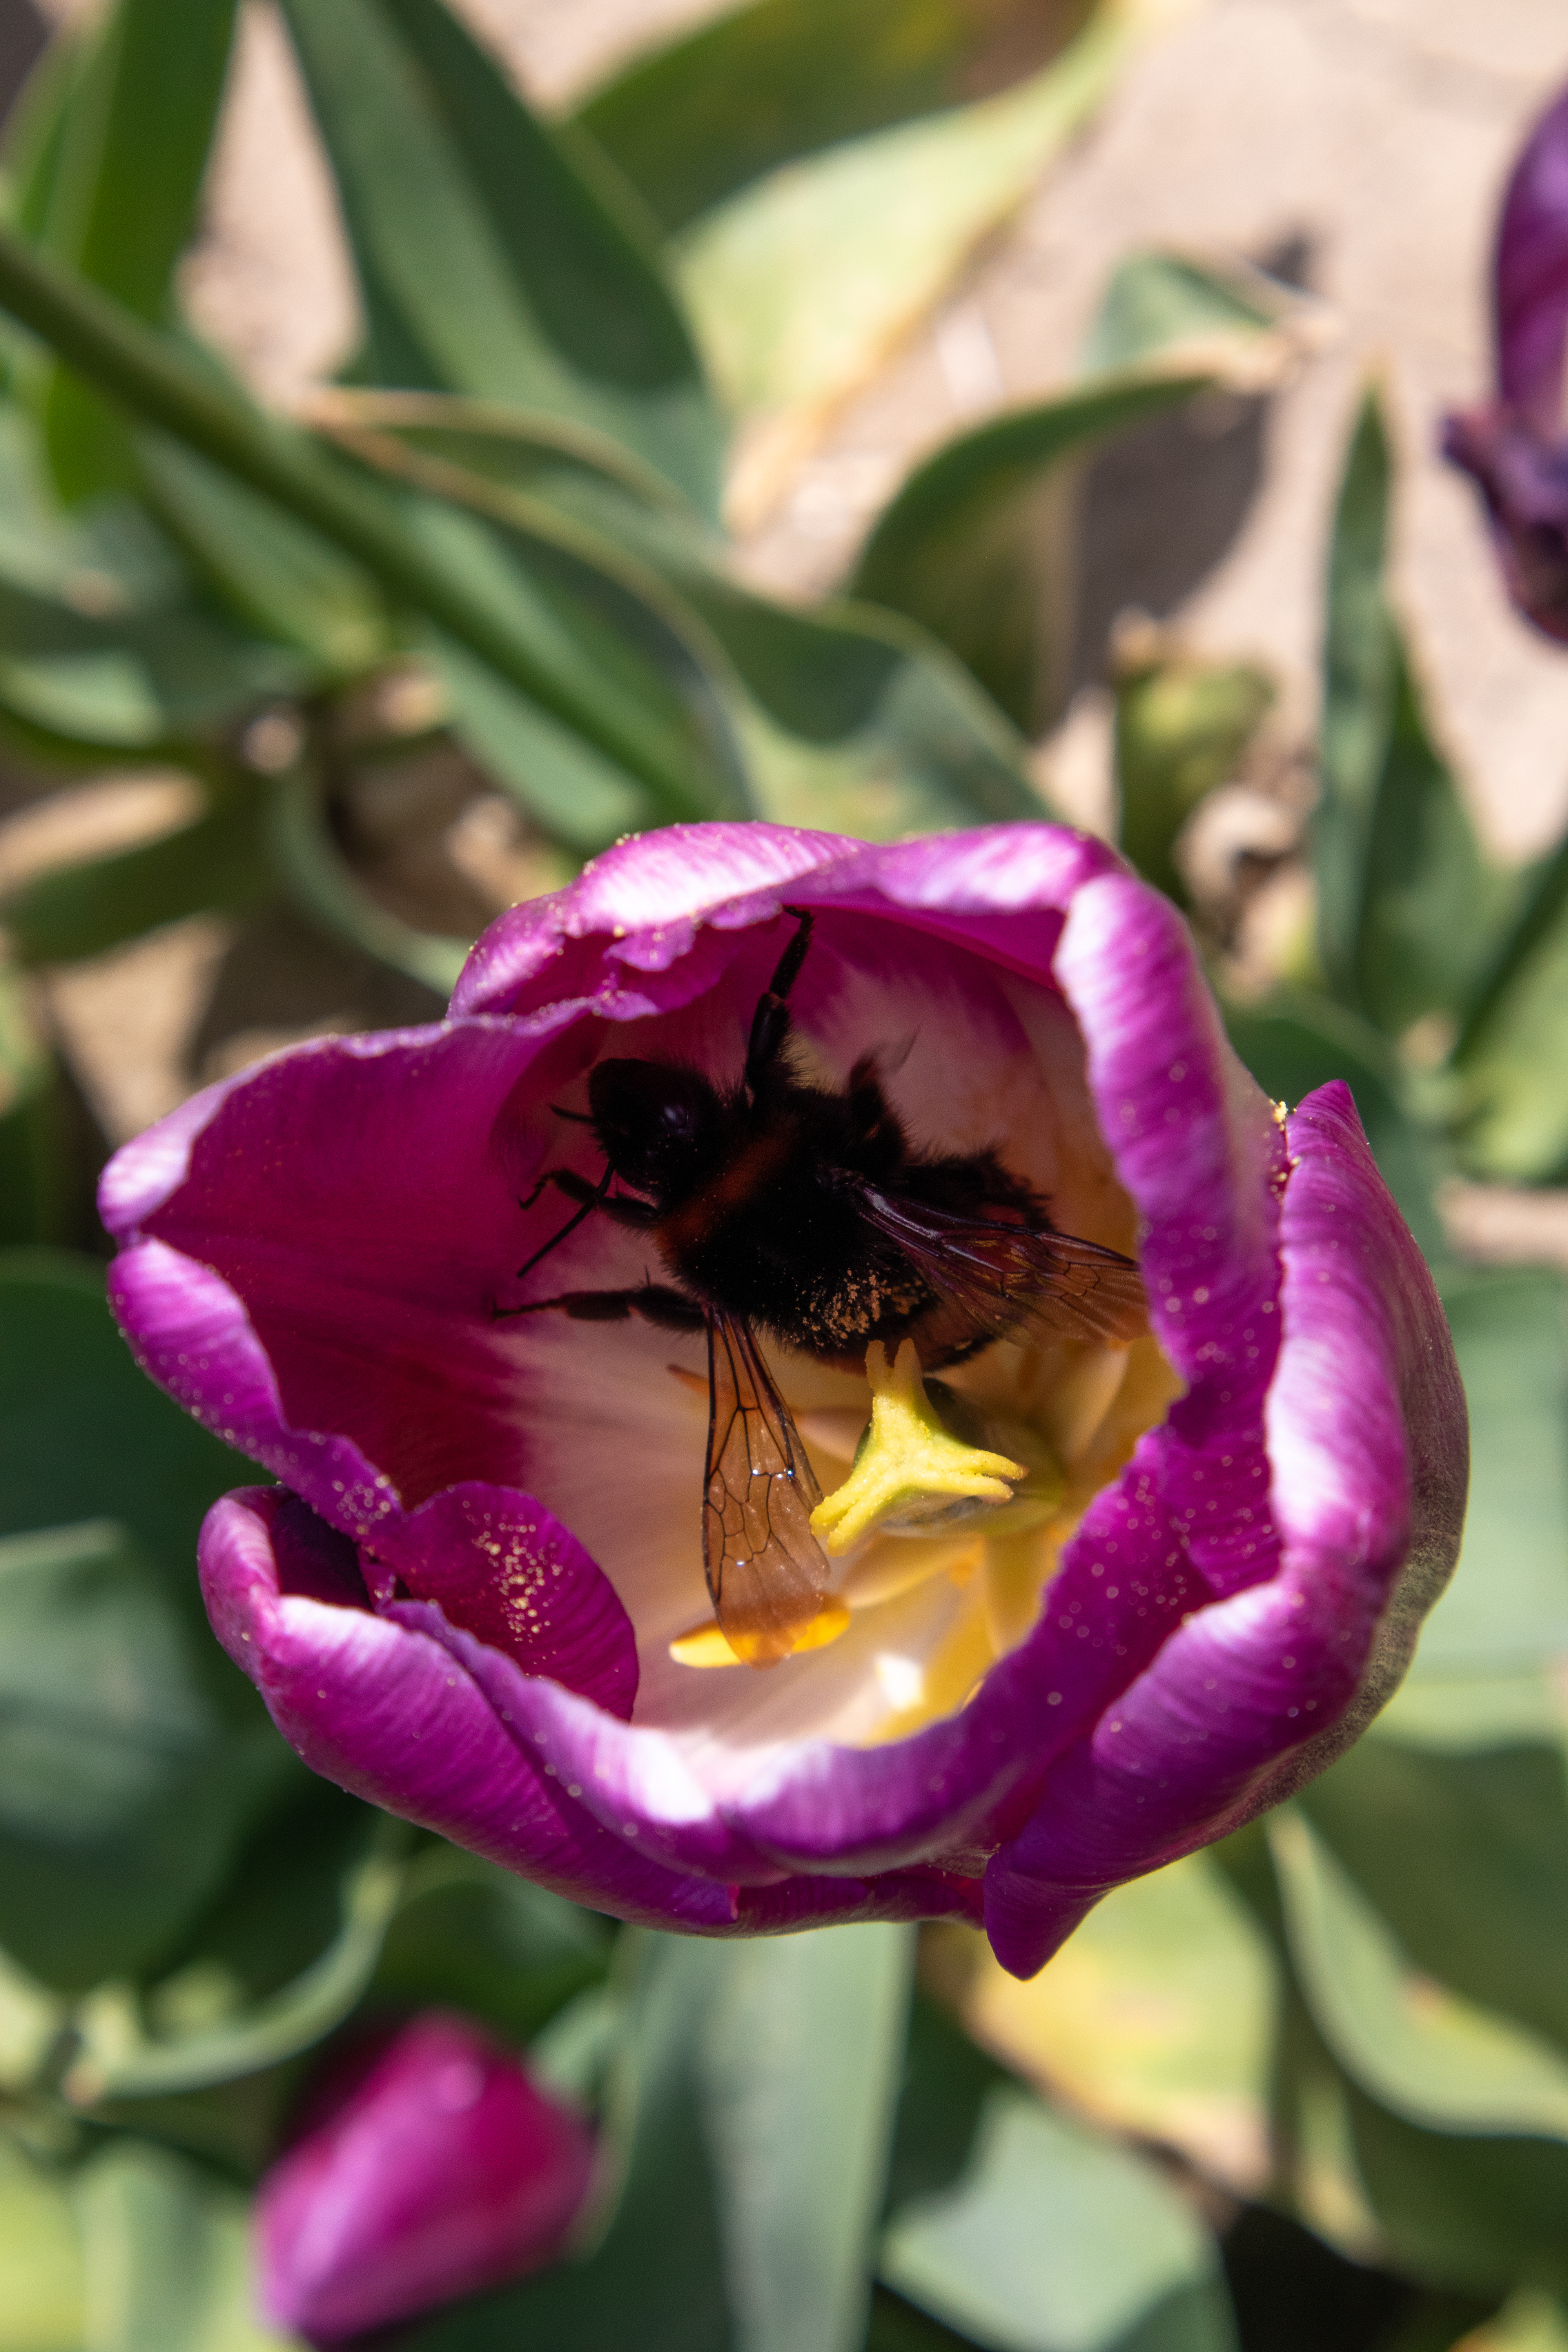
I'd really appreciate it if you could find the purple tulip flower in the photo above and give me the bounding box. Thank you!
[1444,82,1568,639]
[100,823,1465,1977]
[256,2009,595,2343]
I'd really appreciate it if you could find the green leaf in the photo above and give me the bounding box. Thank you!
[675,2,1170,426]
[1300,1739,1568,2063]
[698,1923,913,2352]
[1315,389,1501,1039]
[0,1250,255,1632]
[1114,648,1275,905]
[372,1847,612,2045]
[29,0,240,504]
[72,2138,291,2352]
[66,1812,407,2102]
[139,431,392,675]
[573,0,1091,236]
[0,228,727,822]
[0,2134,83,2352]
[314,392,1041,837]
[881,2080,1236,2351]
[0,1520,278,1992]
[1222,987,1447,1261]
[1080,248,1289,376]
[1270,1809,1568,2143]
[0,795,275,964]
[277,0,719,514]
[0,962,86,1248]
[1450,830,1568,1183]
[265,762,472,992]
[849,372,1208,734]
[1410,1269,1568,1673]
[411,1925,912,2352]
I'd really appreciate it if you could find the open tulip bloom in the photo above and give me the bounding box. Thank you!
[101,823,1465,1977]
[1444,80,1568,641]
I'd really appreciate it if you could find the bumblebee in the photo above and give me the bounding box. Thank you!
[503,910,1145,1664]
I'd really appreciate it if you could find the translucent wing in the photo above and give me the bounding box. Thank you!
[860,1187,1147,1352]
[703,1313,829,1667]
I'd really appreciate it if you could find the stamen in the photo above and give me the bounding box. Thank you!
[811,1340,1059,1554]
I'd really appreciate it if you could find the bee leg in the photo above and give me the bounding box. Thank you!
[515,1162,613,1279]
[746,905,814,1091]
[496,1281,705,1333]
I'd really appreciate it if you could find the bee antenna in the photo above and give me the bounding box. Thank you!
[514,1161,614,1283]
[550,1103,595,1125]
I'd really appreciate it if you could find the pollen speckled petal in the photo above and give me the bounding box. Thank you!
[107,821,1465,1976]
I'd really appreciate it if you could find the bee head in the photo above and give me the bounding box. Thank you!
[588,1060,722,1198]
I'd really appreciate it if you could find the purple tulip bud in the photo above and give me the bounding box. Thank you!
[100,823,1465,1978]
[255,2011,595,2344]
[1444,84,1568,640]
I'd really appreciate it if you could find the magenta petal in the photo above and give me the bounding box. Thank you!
[981,1082,1466,1977]
[1496,83,1568,424]
[105,823,1463,1976]
[372,1484,639,1721]
[256,2010,594,2343]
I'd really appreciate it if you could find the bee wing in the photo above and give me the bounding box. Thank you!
[704,1313,830,1667]
[860,1188,1147,1350]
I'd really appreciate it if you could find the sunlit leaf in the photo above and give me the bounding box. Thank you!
[25,0,240,504]
[575,0,1093,236]
[1451,830,1568,1183]
[1316,388,1505,1040]
[0,796,275,965]
[313,392,1040,837]
[0,1519,278,1991]
[1412,1269,1568,1672]
[1270,1810,1568,2142]
[675,0,1200,429]
[72,2138,291,2352]
[0,2135,82,2352]
[956,1851,1277,2196]
[278,0,720,514]
[1114,649,1274,905]
[882,2077,1234,2350]
[850,372,1207,734]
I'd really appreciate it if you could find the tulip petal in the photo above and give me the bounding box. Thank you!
[981,1082,1465,1976]
[1496,84,1568,425]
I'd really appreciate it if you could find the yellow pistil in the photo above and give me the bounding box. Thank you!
[810,1340,1031,1555]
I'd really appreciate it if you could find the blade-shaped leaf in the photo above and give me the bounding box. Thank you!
[265,764,471,993]
[0,795,274,965]
[1114,646,1275,904]
[312,392,1042,836]
[850,373,1208,733]
[1316,389,1501,1038]
[0,2134,83,2352]
[27,0,240,503]
[675,2,1180,430]
[882,2076,1235,2351]
[73,2138,290,2352]
[1300,1738,1568,2062]
[0,230,733,824]
[277,0,720,514]
[138,432,392,677]
[1081,247,1298,376]
[1406,1269,1568,1673]
[573,0,1092,236]
[1451,829,1568,1183]
[0,1519,277,1992]
[1223,988,1447,1261]
[699,1924,913,2352]
[1270,1810,1568,2143]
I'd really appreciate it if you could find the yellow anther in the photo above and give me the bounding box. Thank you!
[810,1340,1028,1556]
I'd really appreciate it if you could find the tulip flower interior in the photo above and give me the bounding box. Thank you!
[486,908,1178,1751]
